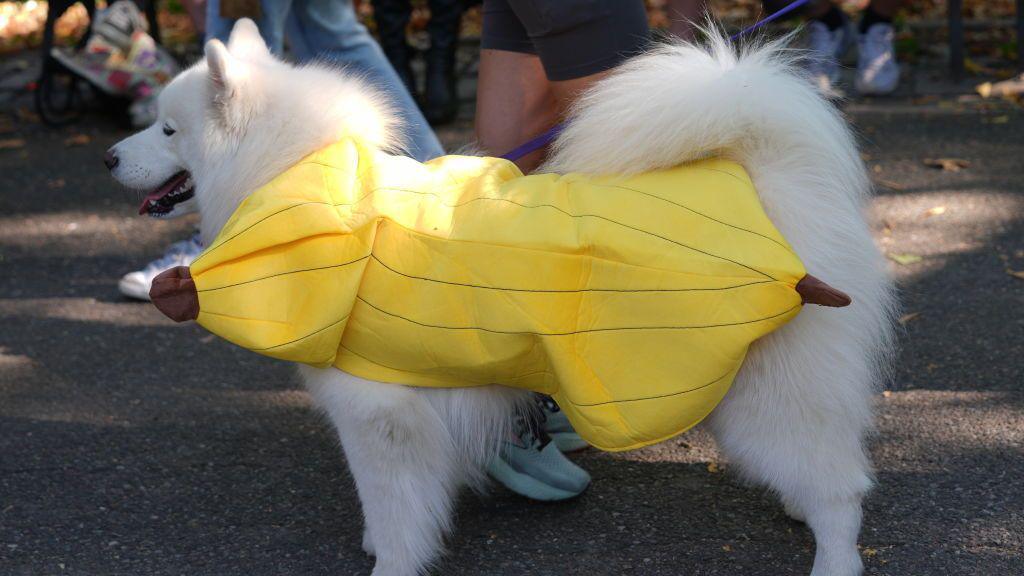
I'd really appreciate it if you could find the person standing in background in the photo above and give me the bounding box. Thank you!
[475,0,651,174]
[372,0,466,125]
[206,0,444,160]
[666,0,903,96]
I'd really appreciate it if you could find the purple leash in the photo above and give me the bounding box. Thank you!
[498,0,810,162]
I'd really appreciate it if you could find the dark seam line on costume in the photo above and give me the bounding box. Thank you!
[567,368,735,407]
[369,253,775,293]
[190,158,361,265]
[372,187,778,281]
[199,309,289,325]
[194,184,775,281]
[191,200,332,266]
[340,344,413,374]
[698,166,751,185]
[196,255,371,292]
[339,344,557,385]
[251,315,350,351]
[339,344,556,383]
[356,296,801,336]
[586,180,796,255]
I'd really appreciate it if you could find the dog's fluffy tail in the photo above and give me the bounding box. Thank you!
[544,28,897,382]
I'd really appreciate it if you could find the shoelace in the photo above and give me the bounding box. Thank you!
[511,410,553,452]
[535,393,561,414]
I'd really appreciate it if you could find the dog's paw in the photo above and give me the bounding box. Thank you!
[362,527,376,556]
[783,500,807,523]
[810,548,864,576]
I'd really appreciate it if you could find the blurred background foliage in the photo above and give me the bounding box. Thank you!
[1,0,1019,68]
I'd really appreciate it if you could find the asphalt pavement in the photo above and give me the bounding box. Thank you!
[1,67,1022,576]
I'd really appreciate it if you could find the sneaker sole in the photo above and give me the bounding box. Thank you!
[486,456,588,502]
[118,277,152,301]
[855,77,899,96]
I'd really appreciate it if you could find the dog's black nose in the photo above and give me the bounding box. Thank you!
[103,149,119,171]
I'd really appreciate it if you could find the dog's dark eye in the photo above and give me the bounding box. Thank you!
[162,124,176,136]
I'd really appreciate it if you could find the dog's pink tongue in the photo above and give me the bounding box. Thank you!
[138,172,188,215]
[138,188,166,215]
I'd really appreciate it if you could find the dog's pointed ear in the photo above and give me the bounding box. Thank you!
[205,39,245,103]
[227,18,271,62]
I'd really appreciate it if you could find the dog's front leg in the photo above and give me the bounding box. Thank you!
[301,367,459,576]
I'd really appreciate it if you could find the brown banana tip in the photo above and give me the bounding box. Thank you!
[796,274,852,308]
[149,265,200,322]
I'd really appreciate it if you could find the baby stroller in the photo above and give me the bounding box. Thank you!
[35,0,176,126]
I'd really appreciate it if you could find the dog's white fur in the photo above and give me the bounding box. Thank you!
[109,20,896,576]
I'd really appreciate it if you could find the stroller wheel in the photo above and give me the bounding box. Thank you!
[34,67,88,126]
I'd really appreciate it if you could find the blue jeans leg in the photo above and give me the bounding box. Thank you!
[204,0,291,53]
[205,0,444,162]
[289,0,445,161]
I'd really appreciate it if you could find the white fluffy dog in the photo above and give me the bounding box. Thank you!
[108,20,896,576]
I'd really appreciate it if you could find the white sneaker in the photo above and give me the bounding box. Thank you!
[807,19,853,97]
[119,233,203,301]
[856,23,900,95]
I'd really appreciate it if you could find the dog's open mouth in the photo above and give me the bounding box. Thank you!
[138,171,195,217]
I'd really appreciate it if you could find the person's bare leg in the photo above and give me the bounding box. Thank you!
[475,49,557,172]
[549,69,613,118]
[666,0,708,42]
[476,49,618,173]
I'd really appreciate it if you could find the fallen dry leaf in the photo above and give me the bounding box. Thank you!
[876,179,907,191]
[924,158,970,172]
[898,312,921,324]
[862,547,878,558]
[924,206,947,217]
[1007,270,1024,281]
[976,73,1024,98]
[0,138,26,150]
[888,253,923,265]
[881,390,892,398]
[722,545,732,552]
[706,462,721,474]
[64,134,91,147]
[15,108,40,123]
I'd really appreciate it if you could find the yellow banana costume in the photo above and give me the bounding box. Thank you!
[178,138,816,451]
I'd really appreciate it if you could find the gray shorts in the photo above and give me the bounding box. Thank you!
[480,0,650,81]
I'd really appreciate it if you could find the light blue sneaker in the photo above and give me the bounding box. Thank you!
[855,23,900,95]
[807,17,855,97]
[536,394,590,453]
[119,233,203,300]
[486,412,591,502]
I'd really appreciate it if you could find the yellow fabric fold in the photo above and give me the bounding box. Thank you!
[190,138,806,451]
